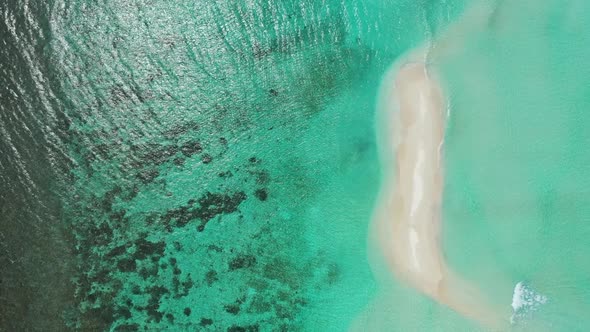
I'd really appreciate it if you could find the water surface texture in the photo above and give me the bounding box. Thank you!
[2,0,590,331]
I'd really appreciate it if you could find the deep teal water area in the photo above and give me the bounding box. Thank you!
[0,1,76,331]
[4,0,590,331]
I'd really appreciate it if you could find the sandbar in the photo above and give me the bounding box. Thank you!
[369,48,511,330]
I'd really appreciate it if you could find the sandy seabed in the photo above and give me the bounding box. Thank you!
[352,3,518,331]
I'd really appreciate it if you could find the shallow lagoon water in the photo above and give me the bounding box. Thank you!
[2,0,590,331]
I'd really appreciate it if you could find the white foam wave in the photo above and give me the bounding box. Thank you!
[510,281,548,324]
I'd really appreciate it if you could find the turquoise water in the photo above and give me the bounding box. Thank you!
[440,2,590,330]
[2,0,590,331]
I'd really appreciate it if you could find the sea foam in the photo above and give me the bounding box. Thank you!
[511,281,547,324]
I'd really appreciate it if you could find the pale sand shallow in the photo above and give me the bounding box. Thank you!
[353,4,517,329]
[370,51,510,330]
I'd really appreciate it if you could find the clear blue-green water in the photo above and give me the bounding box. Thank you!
[2,0,590,331]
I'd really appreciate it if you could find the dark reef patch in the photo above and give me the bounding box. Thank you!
[136,169,160,184]
[106,244,130,259]
[136,144,179,166]
[173,242,182,251]
[227,324,260,332]
[117,258,137,272]
[201,153,212,164]
[88,222,114,247]
[254,189,268,201]
[102,186,122,212]
[180,140,202,157]
[205,270,218,286]
[200,318,213,327]
[229,254,257,271]
[115,306,132,319]
[162,121,199,139]
[218,170,233,178]
[143,285,169,323]
[162,191,247,231]
[173,157,185,166]
[114,323,140,332]
[132,238,165,261]
[224,302,241,315]
[165,313,174,323]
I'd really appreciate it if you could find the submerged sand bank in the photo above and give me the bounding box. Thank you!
[360,3,516,330]
[370,50,509,329]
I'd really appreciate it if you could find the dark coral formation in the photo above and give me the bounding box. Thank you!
[161,191,247,231]
[254,188,268,201]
